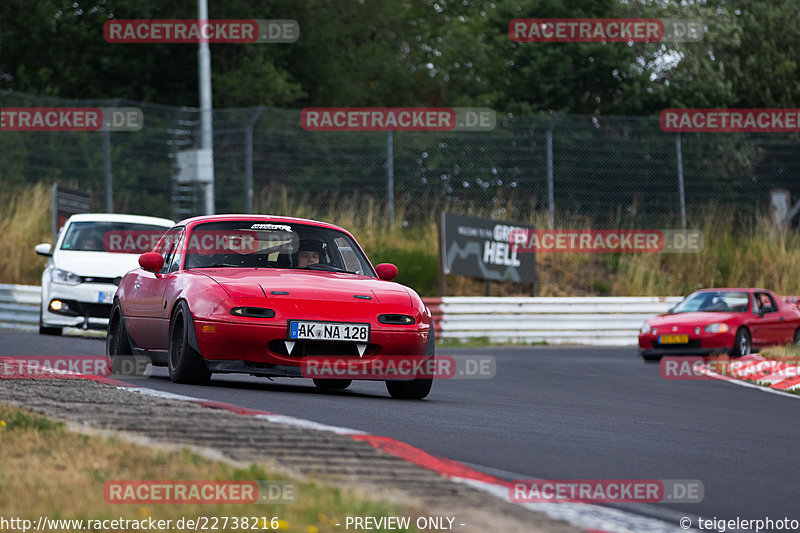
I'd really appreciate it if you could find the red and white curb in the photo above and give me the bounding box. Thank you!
[117,384,688,531]
[696,354,800,395]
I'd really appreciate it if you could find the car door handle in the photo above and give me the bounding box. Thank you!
[780,317,785,321]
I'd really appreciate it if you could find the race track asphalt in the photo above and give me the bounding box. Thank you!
[3,328,799,529]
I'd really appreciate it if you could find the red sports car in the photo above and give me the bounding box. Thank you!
[106,215,434,399]
[639,288,800,361]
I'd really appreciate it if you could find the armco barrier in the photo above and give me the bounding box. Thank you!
[3,286,796,346]
[423,296,683,346]
[422,295,800,346]
[0,283,41,331]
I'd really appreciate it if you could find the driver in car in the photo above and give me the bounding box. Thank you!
[296,239,325,268]
[81,233,104,251]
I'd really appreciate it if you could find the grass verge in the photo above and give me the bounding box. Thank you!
[0,404,422,533]
[759,344,800,361]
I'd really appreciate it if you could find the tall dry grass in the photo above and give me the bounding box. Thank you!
[5,184,800,296]
[614,207,800,296]
[0,184,51,285]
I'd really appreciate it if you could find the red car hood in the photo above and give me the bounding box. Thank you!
[649,312,741,326]
[198,268,412,305]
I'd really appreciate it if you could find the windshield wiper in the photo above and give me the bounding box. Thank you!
[200,263,241,268]
[304,264,356,274]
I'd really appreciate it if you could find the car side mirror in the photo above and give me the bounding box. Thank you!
[758,308,765,318]
[34,243,53,257]
[375,263,398,281]
[139,252,164,273]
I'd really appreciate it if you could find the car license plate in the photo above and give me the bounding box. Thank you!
[659,334,688,344]
[288,321,369,342]
[98,290,115,303]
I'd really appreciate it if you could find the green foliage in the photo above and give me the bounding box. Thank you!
[0,407,63,433]
[592,279,611,294]
[2,0,798,113]
[369,242,439,296]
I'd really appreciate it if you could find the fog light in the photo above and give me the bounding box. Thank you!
[50,300,64,311]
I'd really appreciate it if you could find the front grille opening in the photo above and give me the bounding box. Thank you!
[652,339,702,349]
[244,362,278,369]
[269,340,376,357]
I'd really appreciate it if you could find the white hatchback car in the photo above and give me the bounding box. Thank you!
[35,213,174,335]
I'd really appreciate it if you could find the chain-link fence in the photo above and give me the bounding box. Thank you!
[2,91,799,227]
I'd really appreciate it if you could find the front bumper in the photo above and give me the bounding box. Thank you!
[42,282,118,328]
[640,347,733,357]
[638,331,736,357]
[193,319,429,366]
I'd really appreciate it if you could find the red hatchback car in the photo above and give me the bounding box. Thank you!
[107,215,435,399]
[639,288,800,361]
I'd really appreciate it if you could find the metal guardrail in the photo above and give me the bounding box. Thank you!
[0,283,41,331]
[4,286,794,346]
[423,296,684,346]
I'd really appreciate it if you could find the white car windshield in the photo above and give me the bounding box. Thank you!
[60,221,171,253]
[182,220,375,276]
[670,291,750,313]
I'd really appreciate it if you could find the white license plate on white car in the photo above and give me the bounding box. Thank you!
[288,321,369,342]
[98,290,115,303]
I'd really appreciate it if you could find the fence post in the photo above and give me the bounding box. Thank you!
[676,132,687,230]
[387,130,394,224]
[245,106,265,214]
[198,0,215,215]
[546,124,554,228]
[102,128,112,212]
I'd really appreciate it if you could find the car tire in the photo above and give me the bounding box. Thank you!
[313,379,352,390]
[38,307,62,336]
[106,302,132,372]
[732,328,751,357]
[385,329,435,400]
[168,301,211,385]
[385,377,433,399]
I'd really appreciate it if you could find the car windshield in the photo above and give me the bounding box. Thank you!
[670,291,751,313]
[60,221,170,253]
[183,220,375,276]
